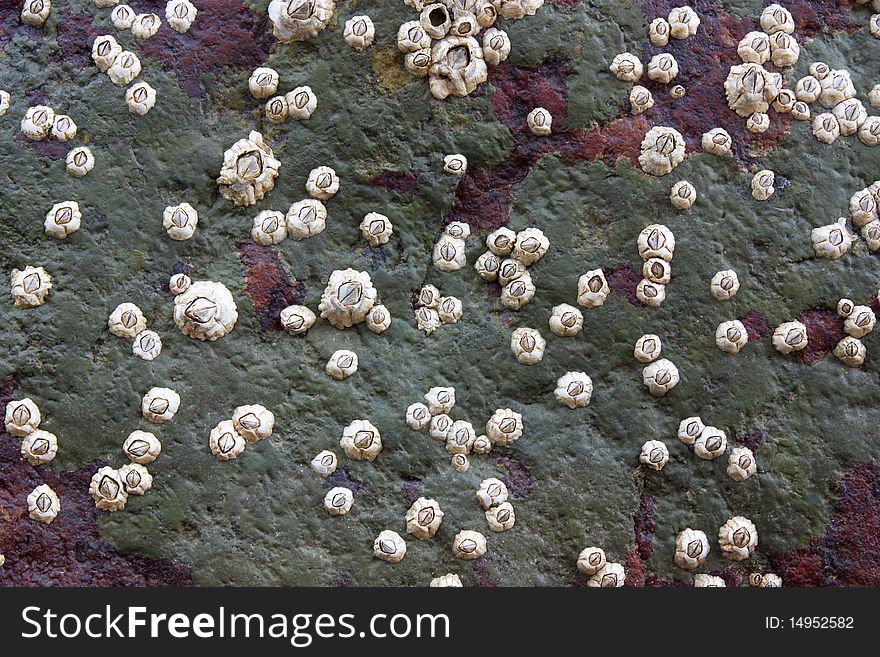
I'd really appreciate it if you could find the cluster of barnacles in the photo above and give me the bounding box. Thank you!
[107,301,163,361]
[107,2,197,37]
[831,297,876,367]
[414,283,462,334]
[576,546,626,587]
[248,66,318,126]
[250,167,338,244]
[673,516,764,586]
[810,181,880,262]
[208,404,275,462]
[20,103,94,176]
[5,398,60,524]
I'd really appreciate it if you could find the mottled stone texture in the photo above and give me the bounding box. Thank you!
[1,1,879,587]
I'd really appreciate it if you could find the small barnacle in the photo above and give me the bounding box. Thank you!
[286,199,327,240]
[497,258,526,286]
[251,210,287,245]
[486,226,516,256]
[629,85,654,115]
[677,416,704,445]
[769,31,799,67]
[670,88,686,102]
[11,266,52,309]
[646,53,678,84]
[640,440,669,471]
[123,430,161,464]
[837,298,855,318]
[429,414,452,441]
[476,477,508,510]
[670,180,696,210]
[28,484,60,524]
[428,35,488,100]
[306,166,339,200]
[264,95,289,124]
[486,501,515,532]
[444,153,468,175]
[21,429,58,466]
[366,305,391,334]
[452,530,487,560]
[21,105,54,141]
[0,90,10,116]
[751,573,782,587]
[501,272,535,310]
[217,131,280,207]
[406,497,444,539]
[716,320,748,354]
[746,112,770,134]
[833,336,866,367]
[642,358,679,397]
[609,52,643,82]
[811,218,851,259]
[132,330,162,361]
[424,386,455,415]
[374,530,407,563]
[862,220,880,250]
[694,574,726,587]
[406,402,431,430]
[248,68,279,100]
[481,27,510,66]
[474,0,499,27]
[510,327,545,365]
[643,258,671,286]
[90,466,128,511]
[772,321,808,354]
[526,107,552,136]
[432,234,467,272]
[418,284,441,309]
[166,0,196,33]
[174,280,239,340]
[760,3,794,34]
[430,573,463,587]
[233,404,274,443]
[398,20,432,53]
[131,13,161,39]
[497,0,543,19]
[92,35,122,72]
[702,127,732,156]
[21,0,51,28]
[343,14,374,51]
[474,250,501,281]
[587,562,625,587]
[549,304,583,337]
[405,48,432,77]
[576,268,610,308]
[486,408,522,446]
[727,446,757,481]
[554,371,593,409]
[318,269,377,329]
[209,420,246,461]
[163,203,198,240]
[870,84,880,110]
[694,426,727,460]
[634,334,662,363]
[280,304,316,335]
[326,349,359,380]
[737,31,770,65]
[416,306,442,334]
[268,0,335,43]
[66,147,95,178]
[819,69,856,108]
[310,450,337,477]
[772,89,795,114]
[844,305,875,338]
[668,5,699,39]
[446,420,477,455]
[872,13,880,40]
[719,516,758,561]
[710,269,740,301]
[4,398,40,437]
[44,201,81,240]
[107,50,142,86]
[119,463,152,495]
[724,63,775,117]
[790,101,810,121]
[674,529,710,570]
[638,126,686,176]
[809,61,831,81]
[142,387,180,424]
[360,212,393,246]
[648,17,670,46]
[850,189,878,226]
[832,98,867,136]
[438,295,463,323]
[340,419,382,461]
[751,169,775,201]
[50,114,77,141]
[794,76,821,104]
[112,5,135,30]
[513,227,549,265]
[636,279,666,308]
[576,547,607,576]
[324,487,354,516]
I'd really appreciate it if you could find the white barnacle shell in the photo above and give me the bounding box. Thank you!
[510,327,545,365]
[142,387,180,424]
[66,147,95,177]
[634,334,662,363]
[811,218,851,259]
[452,530,487,560]
[21,0,51,28]
[233,404,274,443]
[751,573,782,587]
[844,305,875,339]
[217,131,280,207]
[772,321,808,354]
[669,180,696,210]
[209,420,246,461]
[112,5,135,30]
[405,48,433,77]
[639,126,685,176]
[107,50,141,86]
[812,112,840,144]
[668,5,699,39]
[420,3,451,39]
[430,573,463,587]
[340,419,382,462]
[638,224,675,261]
[428,35,488,100]
[513,227,549,265]
[306,166,339,200]
[486,408,522,446]
[344,15,374,51]
[674,528,710,570]
[724,63,774,117]
[452,453,469,470]
[636,279,666,307]
[642,358,679,397]
[280,304,316,335]
[554,371,592,409]
[123,430,161,464]
[643,258,671,285]
[870,84,880,110]
[795,75,821,103]
[646,53,678,84]
[710,270,739,300]
[90,466,128,511]
[425,386,455,415]
[702,127,732,156]
[166,0,196,33]
[718,516,758,561]
[760,3,794,34]
[751,169,775,201]
[727,446,757,481]
[433,234,467,271]
[475,250,501,280]
[324,487,354,516]
[429,413,452,441]
[746,112,770,134]
[268,0,335,43]
[445,420,476,455]
[790,101,810,121]
[862,220,880,250]
[819,69,855,108]
[132,330,162,360]
[21,429,57,466]
[445,220,471,239]
[629,85,654,115]
[318,268,377,329]
[549,304,583,337]
[50,114,77,141]
[406,497,444,539]
[648,18,670,46]
[444,153,468,175]
[360,212,393,246]
[44,201,81,240]
[850,188,878,227]
[174,280,239,340]
[0,90,10,116]
[694,574,726,587]
[716,320,748,354]
[264,95,289,124]
[587,562,625,587]
[677,416,704,445]
[769,31,799,67]
[28,484,60,524]
[501,272,535,310]
[497,258,526,286]
[251,210,287,245]
[326,349,358,380]
[366,304,391,334]
[286,199,327,239]
[438,295,463,323]
[4,398,41,437]
[577,268,610,308]
[92,35,122,72]
[577,547,607,576]
[398,20,432,53]
[119,463,152,495]
[163,202,198,240]
[131,13,161,39]
[772,88,796,113]
[833,336,866,367]
[832,98,867,136]
[481,27,510,66]
[374,530,407,563]
[873,13,880,40]
[498,0,543,20]
[418,284,441,309]
[21,105,54,141]
[737,31,770,65]
[610,52,643,82]
[11,266,52,309]
[310,450,337,477]
[486,226,516,255]
[416,306,442,334]
[837,298,855,318]
[527,107,552,136]
[640,440,669,471]
[248,67,279,100]
[694,426,727,460]
[486,502,515,532]
[471,434,491,455]
[406,402,431,430]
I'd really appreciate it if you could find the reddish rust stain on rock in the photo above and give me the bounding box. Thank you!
[400,475,423,507]
[14,132,68,161]
[605,264,643,308]
[471,558,499,588]
[733,428,769,454]
[796,308,845,365]
[488,452,533,498]
[323,467,364,495]
[234,239,305,331]
[51,11,101,70]
[370,170,420,195]
[739,309,774,341]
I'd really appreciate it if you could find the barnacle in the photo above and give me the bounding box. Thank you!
[629,85,654,115]
[761,3,794,34]
[163,203,198,240]
[737,31,770,64]
[142,387,180,424]
[444,218,470,238]
[769,31,799,67]
[425,386,455,415]
[360,212,393,246]
[21,105,54,140]
[132,330,162,361]
[727,446,757,481]
[306,166,339,200]
[549,304,583,337]
[268,0,335,43]
[837,298,855,318]
[694,426,727,460]
[724,63,776,117]
[751,573,782,587]
[119,463,152,495]
[28,484,60,523]
[643,258,671,285]
[428,35,488,99]
[642,358,679,397]
[634,334,662,363]
[772,88,796,113]
[209,420,246,461]
[123,430,161,464]
[638,224,676,261]
[498,0,543,20]
[264,95,289,124]
[340,419,382,462]
[486,408,522,446]
[248,68,279,100]
[850,188,878,226]
[715,320,748,354]
[251,210,287,245]
[702,127,732,155]
[4,398,41,437]
[44,201,81,240]
[811,218,851,259]
[501,272,535,310]
[710,270,740,300]
[429,414,452,441]
[640,440,669,471]
[513,227,549,265]
[638,126,686,176]
[21,0,51,28]
[438,295,463,323]
[432,234,467,271]
[772,321,808,354]
[862,220,880,250]
[844,305,875,338]
[406,402,431,430]
[718,516,758,561]
[444,153,468,175]
[174,280,239,340]
[553,371,593,409]
[50,114,77,141]
[0,90,10,116]
[324,487,354,516]
[647,53,678,84]
[694,574,726,587]
[576,547,606,576]
[790,101,810,121]
[131,13,161,39]
[486,226,516,255]
[510,327,545,365]
[795,75,821,103]
[280,305,316,335]
[232,404,275,443]
[416,306,442,334]
[66,147,95,177]
[319,268,377,329]
[587,562,625,587]
[832,98,867,136]
[166,0,197,33]
[497,258,526,285]
[344,15,374,51]
[746,112,770,134]
[430,574,463,587]
[486,502,515,532]
[112,5,135,29]
[670,180,696,209]
[406,497,444,539]
[819,69,855,108]
[648,18,669,46]
[92,35,122,72]
[476,477,509,510]
[217,131,280,207]
[668,5,699,39]
[636,279,666,307]
[677,416,704,445]
[609,52,642,82]
[472,434,491,454]
[527,107,552,135]
[21,429,57,466]
[452,530,487,560]
[833,336,865,367]
[286,199,327,239]
[576,268,610,308]
[751,169,775,201]
[374,530,407,563]
[310,450,337,477]
[90,466,128,511]
[11,266,52,309]
[674,529,710,570]
[366,304,391,334]
[481,27,510,65]
[812,113,840,144]
[107,51,142,86]
[398,21,432,52]
[326,350,359,380]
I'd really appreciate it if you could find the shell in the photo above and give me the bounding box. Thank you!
[638,126,685,176]
[513,227,549,265]
[141,387,180,424]
[268,0,335,43]
[737,31,770,64]
[44,201,82,239]
[526,107,552,135]
[760,3,794,34]
[428,35,488,100]
[751,169,775,200]
[694,574,726,587]
[486,408,522,446]
[20,105,54,141]
[629,85,654,115]
[819,69,855,108]
[724,63,776,117]
[811,218,851,259]
[610,52,643,82]
[710,269,740,300]
[11,266,52,308]
[280,304,316,335]
[576,268,610,308]
[451,530,487,560]
[643,258,671,285]
[306,166,339,200]
[648,18,669,46]
[173,280,238,340]
[674,528,710,570]
[486,501,515,532]
[319,268,377,329]
[576,547,607,576]
[646,53,678,84]
[727,446,757,481]
[366,304,391,334]
[343,15,375,51]
[549,303,583,337]
[119,463,152,495]
[251,210,287,245]
[340,419,382,461]
[429,414,452,441]
[476,477,508,510]
[107,51,142,86]
[843,305,875,338]
[438,295,463,323]
[209,420,246,461]
[373,530,407,563]
[21,0,51,28]
[264,95,289,124]
[92,35,122,72]
[670,180,696,209]
[232,404,274,443]
[501,272,535,310]
[28,484,60,523]
[642,358,680,397]
[406,497,444,539]
[286,199,327,239]
[482,27,510,65]
[443,153,468,175]
[4,398,41,437]
[66,147,96,177]
[510,326,545,365]
[324,487,354,516]
[50,114,77,141]
[430,574,463,587]
[554,371,593,409]
[21,429,58,466]
[634,334,662,363]
[248,67,279,100]
[425,386,455,414]
[715,320,748,354]
[486,227,516,255]
[587,562,625,587]
[166,0,197,33]
[639,440,669,471]
[163,202,198,240]
[326,349,359,380]
[694,426,727,460]
[132,330,162,361]
[718,516,758,561]
[217,131,280,207]
[769,31,799,67]
[812,112,840,144]
[637,224,675,261]
[123,430,161,464]
[702,127,732,155]
[677,416,704,445]
[445,420,476,455]
[432,234,467,271]
[833,336,865,367]
[636,279,666,307]
[406,402,432,430]
[310,450,338,477]
[130,13,161,39]
[668,5,700,39]
[360,212,393,246]
[89,466,128,511]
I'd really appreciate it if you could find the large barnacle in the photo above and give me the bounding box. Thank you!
[318,268,377,329]
[173,280,239,340]
[638,126,685,176]
[428,35,488,100]
[268,0,335,43]
[217,131,280,207]
[724,63,777,117]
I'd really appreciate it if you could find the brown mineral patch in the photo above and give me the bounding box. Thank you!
[488,452,533,498]
[14,133,68,161]
[733,428,769,453]
[471,558,498,587]
[400,475,423,506]
[323,467,364,495]
[795,308,845,365]
[605,264,643,308]
[370,170,420,196]
[51,11,101,70]
[234,240,305,331]
[739,309,774,341]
